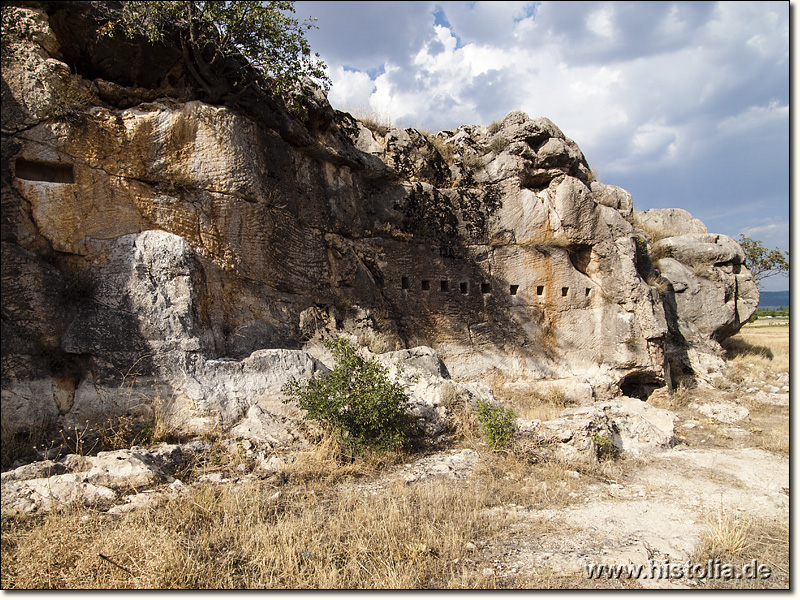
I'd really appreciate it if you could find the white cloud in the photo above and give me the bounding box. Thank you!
[717,101,790,136]
[327,67,376,110]
[586,6,616,40]
[741,220,790,242]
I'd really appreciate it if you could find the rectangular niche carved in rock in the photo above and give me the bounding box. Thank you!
[537,286,544,296]
[401,276,410,290]
[15,158,74,183]
[460,282,469,294]
[481,283,491,294]
[510,285,519,295]
[440,280,449,292]
[561,287,569,297]
[586,288,592,297]
[421,280,430,291]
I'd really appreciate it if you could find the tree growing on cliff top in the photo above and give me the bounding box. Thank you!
[100,1,329,105]
[738,234,789,290]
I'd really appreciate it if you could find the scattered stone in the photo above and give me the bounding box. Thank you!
[2,474,117,516]
[197,473,230,484]
[692,402,750,424]
[85,449,167,489]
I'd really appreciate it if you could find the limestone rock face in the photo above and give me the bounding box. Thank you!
[635,208,708,237]
[653,234,758,382]
[1,3,757,437]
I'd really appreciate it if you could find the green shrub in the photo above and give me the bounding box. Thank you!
[591,432,616,461]
[282,337,415,451]
[475,400,516,451]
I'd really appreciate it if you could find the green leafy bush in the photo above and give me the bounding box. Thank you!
[591,432,616,460]
[475,400,516,451]
[283,337,414,451]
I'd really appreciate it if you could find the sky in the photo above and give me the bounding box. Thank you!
[294,1,790,291]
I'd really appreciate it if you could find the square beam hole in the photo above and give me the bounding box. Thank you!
[536,285,544,296]
[421,280,430,291]
[561,287,569,297]
[15,158,74,183]
[460,282,469,294]
[401,276,410,290]
[510,285,519,295]
[440,280,449,292]
[481,283,491,294]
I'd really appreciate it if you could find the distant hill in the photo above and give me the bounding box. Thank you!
[758,290,789,308]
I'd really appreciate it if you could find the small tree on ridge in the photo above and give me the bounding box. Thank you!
[738,234,789,290]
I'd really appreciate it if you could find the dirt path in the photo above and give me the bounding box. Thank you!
[473,446,788,588]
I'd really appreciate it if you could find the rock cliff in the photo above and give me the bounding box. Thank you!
[1,2,758,436]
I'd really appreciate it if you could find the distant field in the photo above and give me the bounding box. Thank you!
[727,322,789,373]
[744,318,789,329]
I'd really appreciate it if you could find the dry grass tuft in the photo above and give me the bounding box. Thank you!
[754,426,789,454]
[489,379,572,423]
[650,243,674,262]
[702,510,753,558]
[348,107,392,137]
[488,135,510,154]
[356,329,395,354]
[645,274,670,295]
[486,120,502,135]
[423,132,455,163]
[692,511,788,589]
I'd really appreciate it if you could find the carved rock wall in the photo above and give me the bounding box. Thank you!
[1,4,757,435]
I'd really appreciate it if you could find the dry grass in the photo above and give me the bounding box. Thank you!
[0,434,588,589]
[486,120,502,135]
[691,511,789,589]
[423,132,455,163]
[489,380,572,422]
[724,325,789,373]
[348,106,392,137]
[684,321,789,589]
[645,274,670,295]
[488,135,510,154]
[650,243,674,262]
[356,329,395,354]
[2,480,492,588]
[755,427,789,454]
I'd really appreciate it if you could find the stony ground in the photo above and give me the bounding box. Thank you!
[1,323,789,589]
